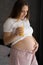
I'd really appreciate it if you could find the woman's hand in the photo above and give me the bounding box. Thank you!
[15,27,24,36]
[32,42,39,54]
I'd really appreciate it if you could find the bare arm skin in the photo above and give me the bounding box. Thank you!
[3,32,17,45]
[3,27,24,45]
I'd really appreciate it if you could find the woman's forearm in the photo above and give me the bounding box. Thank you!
[3,33,17,45]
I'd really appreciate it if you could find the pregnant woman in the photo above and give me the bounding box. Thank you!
[3,0,39,65]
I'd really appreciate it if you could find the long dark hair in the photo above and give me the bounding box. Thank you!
[9,0,30,19]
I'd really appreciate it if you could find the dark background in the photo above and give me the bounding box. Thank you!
[0,0,43,65]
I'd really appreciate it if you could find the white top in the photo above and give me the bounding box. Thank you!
[3,18,33,46]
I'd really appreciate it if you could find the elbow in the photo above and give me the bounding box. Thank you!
[3,37,9,45]
[3,39,8,45]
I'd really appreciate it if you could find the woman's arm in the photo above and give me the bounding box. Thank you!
[3,27,24,45]
[3,32,17,45]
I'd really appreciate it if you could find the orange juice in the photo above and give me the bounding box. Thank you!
[19,26,24,36]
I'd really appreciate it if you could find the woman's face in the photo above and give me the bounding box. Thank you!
[19,5,28,20]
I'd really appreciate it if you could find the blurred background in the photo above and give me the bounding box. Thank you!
[0,0,43,65]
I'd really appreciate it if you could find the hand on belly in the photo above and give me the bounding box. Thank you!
[23,36,36,51]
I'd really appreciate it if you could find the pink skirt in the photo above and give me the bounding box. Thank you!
[9,47,38,65]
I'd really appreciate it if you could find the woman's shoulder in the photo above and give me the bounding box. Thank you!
[5,18,14,23]
[4,18,16,25]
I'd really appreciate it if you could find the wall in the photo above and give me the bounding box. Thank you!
[0,0,16,38]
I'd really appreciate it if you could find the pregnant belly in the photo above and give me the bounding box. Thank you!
[22,36,35,51]
[12,36,35,51]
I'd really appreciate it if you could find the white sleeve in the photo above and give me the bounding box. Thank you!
[3,18,13,32]
[27,19,33,34]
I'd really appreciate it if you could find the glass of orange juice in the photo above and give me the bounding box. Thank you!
[19,26,24,36]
